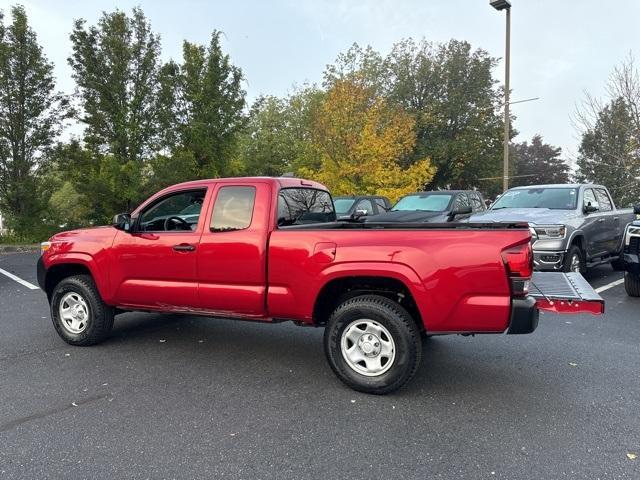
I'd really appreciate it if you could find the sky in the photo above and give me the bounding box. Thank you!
[2,0,639,164]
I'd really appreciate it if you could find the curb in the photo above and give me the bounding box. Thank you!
[0,244,40,253]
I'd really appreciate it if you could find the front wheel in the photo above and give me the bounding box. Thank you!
[323,295,422,394]
[624,272,640,297]
[50,274,114,346]
[563,246,585,274]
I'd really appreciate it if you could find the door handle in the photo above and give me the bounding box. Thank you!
[613,217,619,221]
[597,218,605,223]
[173,243,196,252]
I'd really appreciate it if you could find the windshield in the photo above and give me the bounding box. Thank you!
[333,198,356,215]
[392,194,453,212]
[491,188,579,210]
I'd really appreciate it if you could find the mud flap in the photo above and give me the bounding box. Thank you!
[530,272,604,315]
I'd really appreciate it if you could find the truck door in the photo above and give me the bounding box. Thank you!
[196,182,271,317]
[594,187,620,253]
[582,188,608,259]
[110,188,207,309]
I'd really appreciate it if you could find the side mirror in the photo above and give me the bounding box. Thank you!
[583,203,599,214]
[351,209,368,220]
[451,205,472,217]
[112,213,132,232]
[634,204,640,215]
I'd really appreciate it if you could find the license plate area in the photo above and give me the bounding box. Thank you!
[530,272,604,315]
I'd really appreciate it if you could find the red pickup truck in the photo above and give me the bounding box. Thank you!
[38,177,604,394]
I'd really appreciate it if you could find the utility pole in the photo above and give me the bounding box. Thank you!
[490,0,512,192]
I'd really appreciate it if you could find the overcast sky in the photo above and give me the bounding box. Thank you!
[2,0,639,163]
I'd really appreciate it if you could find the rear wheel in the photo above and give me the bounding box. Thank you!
[50,275,114,346]
[563,246,585,274]
[323,294,422,394]
[624,272,640,297]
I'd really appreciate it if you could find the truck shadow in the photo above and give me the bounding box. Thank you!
[107,312,566,405]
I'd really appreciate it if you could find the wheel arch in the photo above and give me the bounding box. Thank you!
[569,232,585,251]
[312,275,424,333]
[44,254,106,300]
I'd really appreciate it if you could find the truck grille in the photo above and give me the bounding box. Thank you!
[626,236,640,255]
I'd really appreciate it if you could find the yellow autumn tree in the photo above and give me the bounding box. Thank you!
[298,78,435,201]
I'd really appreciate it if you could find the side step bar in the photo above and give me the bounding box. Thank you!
[530,272,605,315]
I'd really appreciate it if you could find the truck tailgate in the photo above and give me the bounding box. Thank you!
[530,272,604,315]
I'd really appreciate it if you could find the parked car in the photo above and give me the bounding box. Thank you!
[622,204,640,296]
[366,190,486,223]
[333,195,391,220]
[468,184,636,273]
[37,177,603,394]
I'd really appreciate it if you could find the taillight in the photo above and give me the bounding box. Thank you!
[501,241,533,296]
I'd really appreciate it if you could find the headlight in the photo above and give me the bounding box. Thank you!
[533,225,566,239]
[40,242,51,255]
[625,226,640,245]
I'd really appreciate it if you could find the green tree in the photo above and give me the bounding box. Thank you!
[576,98,639,206]
[158,31,246,178]
[68,7,161,211]
[511,135,569,187]
[385,39,506,194]
[321,39,507,195]
[575,57,640,207]
[238,87,323,176]
[0,5,67,237]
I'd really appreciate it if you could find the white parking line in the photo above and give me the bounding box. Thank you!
[0,267,39,290]
[595,278,625,293]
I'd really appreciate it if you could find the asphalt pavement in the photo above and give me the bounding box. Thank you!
[0,252,638,479]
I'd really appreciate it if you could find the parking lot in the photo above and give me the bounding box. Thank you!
[0,251,638,479]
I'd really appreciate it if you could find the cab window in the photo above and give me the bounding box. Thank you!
[355,199,374,215]
[583,189,598,209]
[278,188,336,226]
[595,188,612,211]
[210,186,256,232]
[138,190,206,232]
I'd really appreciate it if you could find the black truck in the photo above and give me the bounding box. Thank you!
[622,205,640,296]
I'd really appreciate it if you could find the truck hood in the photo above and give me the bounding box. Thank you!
[468,208,579,225]
[366,210,449,223]
[49,225,118,248]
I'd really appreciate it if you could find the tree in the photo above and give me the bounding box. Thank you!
[0,5,67,237]
[575,57,640,206]
[576,98,639,206]
[238,87,323,176]
[322,39,507,195]
[511,135,569,187]
[299,78,435,201]
[68,7,161,211]
[385,39,506,194]
[157,31,246,178]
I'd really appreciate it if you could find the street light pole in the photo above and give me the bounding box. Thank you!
[490,0,512,192]
[503,6,511,192]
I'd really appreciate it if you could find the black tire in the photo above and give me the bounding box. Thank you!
[50,274,114,346]
[610,257,625,271]
[563,245,585,274]
[323,294,422,395]
[624,272,640,297]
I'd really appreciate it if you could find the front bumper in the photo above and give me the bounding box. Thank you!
[37,256,46,290]
[623,252,640,275]
[533,249,565,271]
[506,296,539,334]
